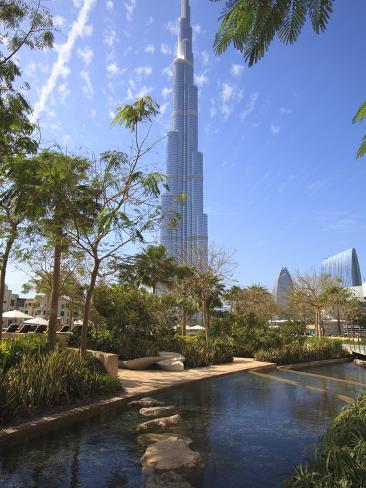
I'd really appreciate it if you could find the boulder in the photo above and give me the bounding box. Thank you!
[137,433,192,447]
[140,406,179,418]
[136,414,184,433]
[144,471,192,488]
[141,436,203,474]
[129,397,165,408]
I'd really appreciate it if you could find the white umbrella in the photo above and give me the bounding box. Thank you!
[2,310,34,319]
[187,325,206,331]
[24,317,48,326]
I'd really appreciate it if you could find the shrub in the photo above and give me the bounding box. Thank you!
[0,349,122,425]
[286,392,366,487]
[0,335,48,371]
[254,338,347,365]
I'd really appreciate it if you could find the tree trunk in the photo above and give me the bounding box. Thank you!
[80,261,99,353]
[0,236,15,338]
[181,311,187,336]
[337,309,341,336]
[48,234,62,351]
[202,300,209,342]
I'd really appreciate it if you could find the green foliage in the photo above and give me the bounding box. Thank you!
[254,337,346,365]
[0,335,48,371]
[353,100,366,159]
[286,391,366,487]
[111,96,159,131]
[211,0,334,66]
[0,347,121,425]
[70,327,234,368]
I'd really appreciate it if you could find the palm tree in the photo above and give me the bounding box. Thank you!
[135,245,177,294]
[212,0,365,158]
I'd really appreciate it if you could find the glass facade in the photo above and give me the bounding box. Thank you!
[321,248,362,287]
[273,267,293,305]
[160,0,208,264]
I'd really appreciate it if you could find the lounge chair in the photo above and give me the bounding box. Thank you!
[71,324,82,334]
[17,323,34,334]
[59,325,70,333]
[5,323,18,333]
[33,324,47,334]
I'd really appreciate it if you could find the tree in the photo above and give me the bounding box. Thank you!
[0,0,54,161]
[10,150,90,350]
[212,0,365,158]
[69,97,166,353]
[226,283,276,322]
[286,272,341,337]
[188,245,234,339]
[133,245,178,294]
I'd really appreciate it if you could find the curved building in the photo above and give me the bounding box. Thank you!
[321,248,362,287]
[160,0,208,264]
[273,267,293,305]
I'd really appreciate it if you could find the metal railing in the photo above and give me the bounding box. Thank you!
[343,343,366,356]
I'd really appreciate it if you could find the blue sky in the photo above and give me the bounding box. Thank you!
[8,0,366,293]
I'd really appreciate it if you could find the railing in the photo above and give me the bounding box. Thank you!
[343,343,366,357]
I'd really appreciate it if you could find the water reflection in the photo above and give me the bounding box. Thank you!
[0,364,364,488]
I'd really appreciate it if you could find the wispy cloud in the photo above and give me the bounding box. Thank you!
[161,87,172,98]
[135,65,152,77]
[161,44,171,55]
[77,46,94,65]
[271,124,281,135]
[145,44,155,54]
[219,82,244,120]
[124,0,136,22]
[32,0,96,122]
[195,72,208,88]
[231,64,244,78]
[107,62,126,76]
[80,70,93,98]
[241,91,259,121]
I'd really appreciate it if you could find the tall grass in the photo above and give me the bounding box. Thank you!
[254,338,346,365]
[286,392,366,487]
[0,348,121,425]
[0,335,48,371]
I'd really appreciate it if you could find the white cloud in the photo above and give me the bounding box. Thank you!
[125,0,136,22]
[241,91,259,121]
[127,85,152,101]
[90,109,97,117]
[166,20,179,36]
[160,103,168,115]
[220,82,244,120]
[135,65,152,77]
[192,24,201,34]
[271,124,281,135]
[53,15,65,27]
[194,72,208,88]
[104,31,117,47]
[32,0,96,122]
[163,65,173,78]
[145,44,155,54]
[77,46,94,65]
[201,50,209,67]
[58,82,70,104]
[73,0,83,7]
[161,44,171,55]
[107,62,125,76]
[106,0,113,9]
[231,64,244,78]
[82,24,93,37]
[147,16,154,26]
[161,87,172,98]
[210,97,217,118]
[80,70,93,98]
[280,107,292,115]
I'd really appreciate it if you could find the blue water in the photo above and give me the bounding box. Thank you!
[0,363,365,487]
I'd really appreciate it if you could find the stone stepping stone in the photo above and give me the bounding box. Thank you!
[144,471,192,488]
[129,397,165,408]
[140,406,179,418]
[141,436,203,475]
[136,414,183,433]
[137,433,192,447]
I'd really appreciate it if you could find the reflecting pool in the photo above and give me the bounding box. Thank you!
[0,363,365,488]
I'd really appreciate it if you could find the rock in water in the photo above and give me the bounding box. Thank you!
[137,433,192,447]
[144,471,192,488]
[140,406,179,417]
[136,414,183,433]
[129,397,165,408]
[141,437,203,474]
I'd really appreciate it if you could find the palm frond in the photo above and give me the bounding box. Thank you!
[308,0,335,33]
[356,134,366,160]
[278,0,308,45]
[353,100,366,123]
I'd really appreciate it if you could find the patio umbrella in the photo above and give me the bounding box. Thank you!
[187,325,206,331]
[24,317,48,326]
[2,310,34,319]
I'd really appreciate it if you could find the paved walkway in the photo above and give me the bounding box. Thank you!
[118,358,275,397]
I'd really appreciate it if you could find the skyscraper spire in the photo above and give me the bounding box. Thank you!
[160,0,208,265]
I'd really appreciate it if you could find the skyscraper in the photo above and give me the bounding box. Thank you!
[160,0,208,264]
[273,267,293,306]
[321,248,362,287]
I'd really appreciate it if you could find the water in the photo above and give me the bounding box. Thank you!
[0,363,365,488]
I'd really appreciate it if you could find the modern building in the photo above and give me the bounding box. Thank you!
[273,267,293,305]
[160,0,208,265]
[321,248,362,287]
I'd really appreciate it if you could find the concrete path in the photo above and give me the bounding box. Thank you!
[118,357,275,397]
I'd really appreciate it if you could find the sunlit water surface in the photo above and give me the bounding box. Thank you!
[0,362,365,488]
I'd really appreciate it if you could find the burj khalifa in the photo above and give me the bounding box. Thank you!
[160,0,208,264]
